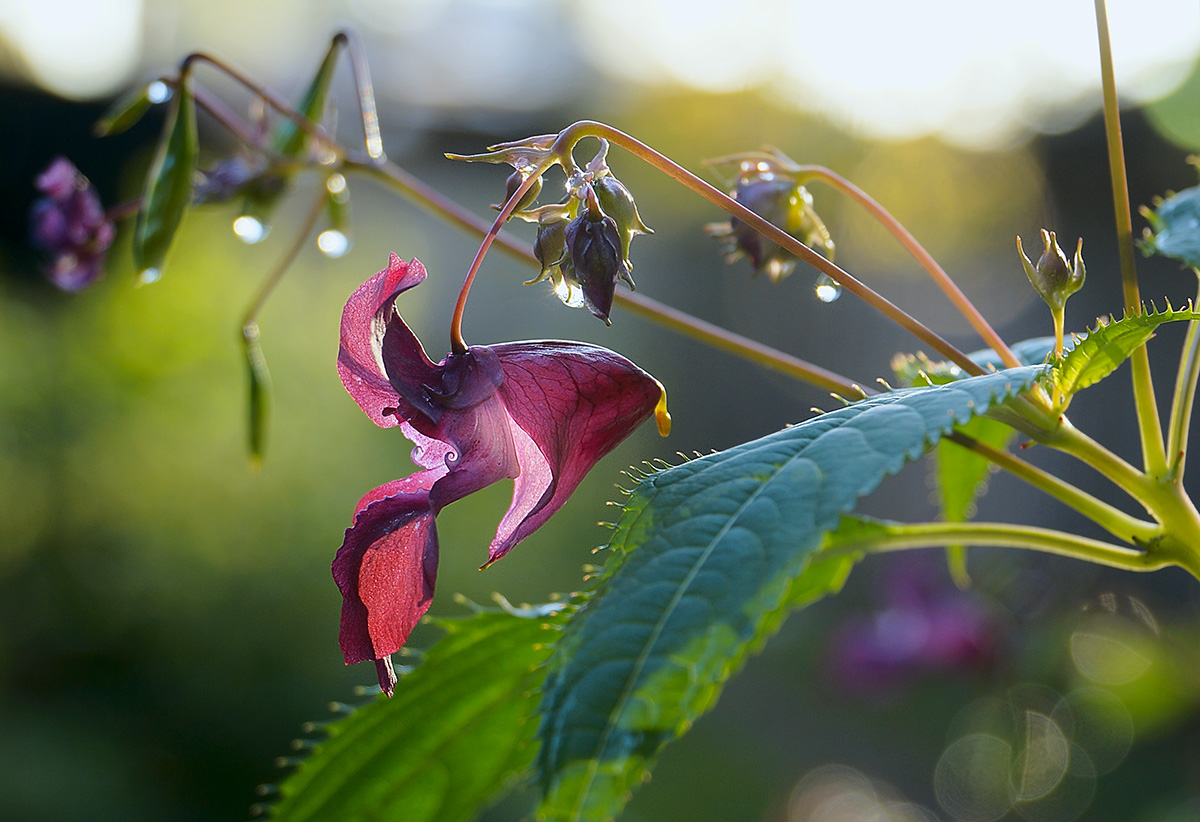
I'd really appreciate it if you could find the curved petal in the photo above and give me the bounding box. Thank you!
[332,468,445,696]
[337,254,430,427]
[486,341,662,563]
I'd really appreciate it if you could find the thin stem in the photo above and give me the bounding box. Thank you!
[448,164,549,354]
[824,519,1164,572]
[943,430,1158,544]
[1166,278,1200,479]
[790,164,1020,369]
[332,30,385,161]
[1094,0,1167,475]
[242,191,327,326]
[552,122,985,376]
[178,53,344,160]
[1043,418,1157,511]
[349,158,865,394]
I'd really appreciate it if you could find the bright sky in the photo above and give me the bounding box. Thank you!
[2,0,1199,147]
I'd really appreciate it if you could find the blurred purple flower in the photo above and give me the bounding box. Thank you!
[335,254,669,694]
[30,157,115,291]
[831,560,1000,693]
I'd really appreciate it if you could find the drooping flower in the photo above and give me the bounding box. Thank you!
[30,157,116,291]
[335,254,670,694]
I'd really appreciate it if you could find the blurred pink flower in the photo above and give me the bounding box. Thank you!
[30,157,115,291]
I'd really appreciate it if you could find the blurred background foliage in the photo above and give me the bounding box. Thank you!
[6,1,1200,820]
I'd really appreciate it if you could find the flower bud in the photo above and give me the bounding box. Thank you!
[564,202,631,325]
[1018,229,1085,311]
[592,174,652,268]
[707,173,834,284]
[492,169,544,217]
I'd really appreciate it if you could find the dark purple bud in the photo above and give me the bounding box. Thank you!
[564,208,630,325]
[193,155,272,204]
[30,157,115,291]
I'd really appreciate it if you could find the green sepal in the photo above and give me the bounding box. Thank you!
[132,73,199,275]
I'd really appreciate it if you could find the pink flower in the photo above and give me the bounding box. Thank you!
[334,255,669,694]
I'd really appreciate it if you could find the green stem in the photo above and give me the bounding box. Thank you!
[943,430,1158,545]
[789,163,1020,369]
[824,519,1165,572]
[241,191,327,327]
[1094,0,1168,475]
[551,121,985,377]
[1166,277,1200,479]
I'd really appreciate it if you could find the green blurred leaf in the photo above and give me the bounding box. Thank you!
[1049,306,1200,406]
[133,76,198,275]
[535,366,1044,822]
[242,322,271,462]
[892,336,1057,387]
[93,83,154,137]
[270,606,564,822]
[1141,185,1200,269]
[935,415,1015,586]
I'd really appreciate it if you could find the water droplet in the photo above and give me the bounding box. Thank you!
[233,215,267,244]
[138,267,161,284]
[317,229,350,258]
[814,273,842,302]
[554,277,585,308]
[326,173,347,196]
[146,81,172,104]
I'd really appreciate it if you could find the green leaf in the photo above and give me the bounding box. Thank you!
[1049,305,1200,405]
[892,336,1058,387]
[535,366,1044,822]
[93,83,154,137]
[1141,185,1200,269]
[935,415,1015,586]
[270,606,564,822]
[132,74,198,275]
[242,322,271,462]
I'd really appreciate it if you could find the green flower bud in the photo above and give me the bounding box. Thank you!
[1018,229,1085,311]
[592,174,652,268]
[494,169,543,217]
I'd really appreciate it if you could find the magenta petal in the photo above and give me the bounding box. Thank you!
[333,470,445,696]
[338,254,430,428]
[486,341,662,563]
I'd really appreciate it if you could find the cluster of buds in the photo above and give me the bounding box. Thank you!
[451,138,651,325]
[30,158,116,291]
[705,150,834,284]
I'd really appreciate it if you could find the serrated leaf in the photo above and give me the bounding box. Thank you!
[535,366,1043,822]
[133,75,198,275]
[94,83,154,137]
[1141,186,1200,269]
[1050,306,1200,405]
[270,607,564,822]
[892,336,1058,387]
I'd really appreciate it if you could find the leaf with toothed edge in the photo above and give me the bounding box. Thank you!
[1047,305,1200,406]
[268,605,566,822]
[534,366,1044,822]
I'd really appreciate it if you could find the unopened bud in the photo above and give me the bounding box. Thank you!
[592,174,652,268]
[495,169,543,216]
[564,204,631,325]
[1018,229,1085,311]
